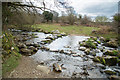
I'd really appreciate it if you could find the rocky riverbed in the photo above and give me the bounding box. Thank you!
[7,29,120,79]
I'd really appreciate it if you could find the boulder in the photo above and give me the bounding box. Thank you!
[109,75,120,80]
[85,49,90,55]
[117,53,120,58]
[20,48,33,55]
[44,31,49,34]
[79,47,86,51]
[57,34,62,38]
[97,40,101,44]
[90,51,96,56]
[18,43,27,49]
[92,37,97,41]
[51,30,60,34]
[103,56,118,66]
[36,65,50,74]
[104,69,116,75]
[59,50,64,53]
[61,32,67,36]
[104,41,118,48]
[93,56,118,66]
[99,37,105,42]
[104,50,119,56]
[41,39,52,44]
[45,36,54,40]
[53,63,62,72]
[93,57,100,62]
[28,46,38,52]
[118,60,120,66]
[84,40,97,49]
[40,46,49,51]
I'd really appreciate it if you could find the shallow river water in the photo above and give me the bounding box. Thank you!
[11,30,120,79]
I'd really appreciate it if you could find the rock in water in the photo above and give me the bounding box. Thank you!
[53,63,62,72]
[103,56,117,66]
[104,69,116,75]
[85,49,90,55]
[104,40,118,48]
[79,47,86,51]
[36,65,50,74]
[109,75,120,80]
[51,30,60,34]
[18,43,27,49]
[20,48,33,54]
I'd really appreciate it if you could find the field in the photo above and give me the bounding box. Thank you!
[32,24,117,39]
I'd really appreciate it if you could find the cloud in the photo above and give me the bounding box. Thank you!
[70,0,119,18]
[33,0,119,18]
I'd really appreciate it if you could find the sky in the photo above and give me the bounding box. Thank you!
[33,0,119,19]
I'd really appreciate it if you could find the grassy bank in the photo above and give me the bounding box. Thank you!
[32,24,117,39]
[2,32,21,76]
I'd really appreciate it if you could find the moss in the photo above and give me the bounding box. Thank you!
[112,50,119,55]
[97,41,101,44]
[93,57,101,62]
[85,40,97,49]
[2,32,21,76]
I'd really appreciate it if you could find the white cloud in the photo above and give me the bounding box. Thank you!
[33,0,119,18]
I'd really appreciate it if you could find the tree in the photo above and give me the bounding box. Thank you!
[53,11,59,23]
[81,15,91,25]
[113,13,120,34]
[67,7,77,25]
[95,16,109,23]
[43,11,53,22]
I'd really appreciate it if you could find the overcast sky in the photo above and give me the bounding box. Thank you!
[34,0,119,19]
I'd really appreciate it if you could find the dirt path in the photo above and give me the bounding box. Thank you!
[5,56,62,78]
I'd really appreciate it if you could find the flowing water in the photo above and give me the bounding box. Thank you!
[11,30,119,79]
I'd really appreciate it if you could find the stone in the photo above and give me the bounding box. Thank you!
[61,32,67,36]
[118,60,120,66]
[20,48,33,54]
[104,50,119,56]
[85,49,90,55]
[97,40,101,44]
[92,37,97,41]
[93,57,100,62]
[104,69,116,75]
[72,54,79,57]
[40,46,49,51]
[59,50,64,53]
[36,65,50,74]
[51,30,60,34]
[79,47,86,51]
[104,41,118,48]
[84,40,97,49]
[41,39,52,44]
[90,51,96,56]
[103,56,118,66]
[109,75,120,80]
[57,34,62,38]
[18,43,27,49]
[45,36,54,40]
[28,46,38,52]
[99,37,105,42]
[117,53,120,58]
[53,63,62,72]
[96,63,105,69]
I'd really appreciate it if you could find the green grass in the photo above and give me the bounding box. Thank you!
[2,32,21,76]
[32,23,117,38]
[2,54,21,76]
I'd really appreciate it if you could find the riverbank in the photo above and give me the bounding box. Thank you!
[2,25,120,79]
[4,56,64,78]
[32,24,117,39]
